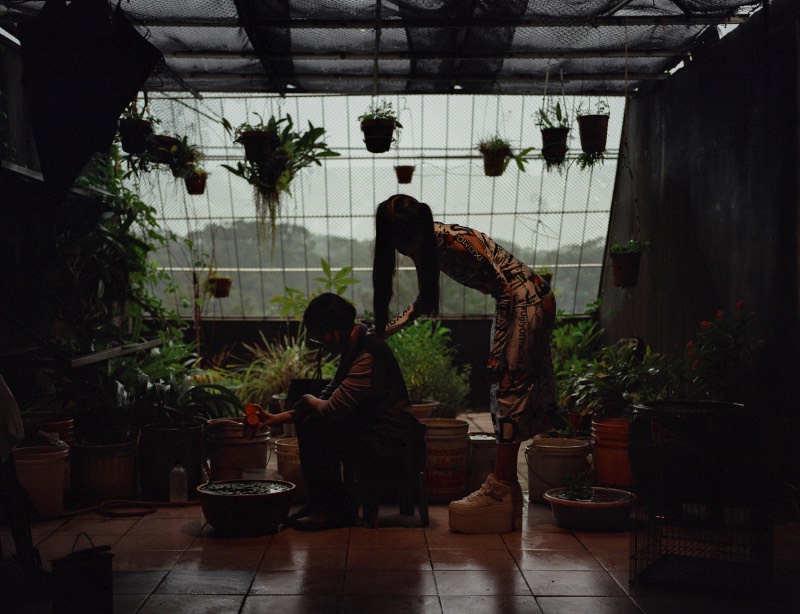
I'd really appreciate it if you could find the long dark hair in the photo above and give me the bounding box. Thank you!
[373,194,440,335]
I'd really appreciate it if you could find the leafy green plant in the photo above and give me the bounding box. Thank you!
[357,99,403,126]
[231,329,335,407]
[221,114,340,241]
[476,134,536,172]
[575,151,606,170]
[537,99,571,129]
[271,258,360,319]
[386,320,471,418]
[609,238,650,254]
[131,373,244,428]
[559,337,678,420]
[577,97,610,117]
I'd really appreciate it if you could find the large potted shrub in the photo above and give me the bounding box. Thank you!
[386,320,471,419]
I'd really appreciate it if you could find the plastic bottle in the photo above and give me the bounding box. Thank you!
[169,461,188,503]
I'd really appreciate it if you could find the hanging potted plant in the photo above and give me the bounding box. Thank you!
[575,98,610,170]
[476,135,535,177]
[184,165,208,195]
[221,114,340,241]
[609,238,649,288]
[228,112,281,164]
[358,99,402,154]
[118,96,158,155]
[536,98,571,170]
[167,136,202,179]
[205,270,233,298]
[394,165,415,184]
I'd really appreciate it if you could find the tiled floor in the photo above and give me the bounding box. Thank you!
[3,410,799,613]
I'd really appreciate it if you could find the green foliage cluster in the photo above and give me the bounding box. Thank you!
[386,320,472,418]
[609,238,650,254]
[537,99,571,129]
[271,259,359,319]
[476,134,536,172]
[357,99,402,125]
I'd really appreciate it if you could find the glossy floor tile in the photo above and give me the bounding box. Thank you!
[2,410,798,613]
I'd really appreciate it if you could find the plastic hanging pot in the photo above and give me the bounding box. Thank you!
[118,118,153,154]
[609,252,642,288]
[540,128,569,168]
[360,119,396,153]
[236,129,280,164]
[577,114,610,154]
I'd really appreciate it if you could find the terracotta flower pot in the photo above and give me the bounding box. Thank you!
[394,165,415,183]
[184,171,208,195]
[207,276,233,298]
[481,149,510,177]
[360,119,397,153]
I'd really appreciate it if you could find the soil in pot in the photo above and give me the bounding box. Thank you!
[198,479,295,536]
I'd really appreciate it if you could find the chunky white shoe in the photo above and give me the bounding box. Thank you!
[448,474,520,534]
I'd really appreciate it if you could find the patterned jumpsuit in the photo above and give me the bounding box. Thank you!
[385,222,558,443]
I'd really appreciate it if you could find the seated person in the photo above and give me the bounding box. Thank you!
[259,292,425,531]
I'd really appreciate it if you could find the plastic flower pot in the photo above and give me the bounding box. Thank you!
[197,479,296,537]
[544,486,634,532]
[577,114,610,154]
[360,119,396,153]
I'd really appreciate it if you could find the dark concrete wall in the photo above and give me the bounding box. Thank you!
[600,1,799,474]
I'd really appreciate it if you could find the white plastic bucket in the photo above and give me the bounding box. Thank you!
[465,432,497,494]
[274,437,306,502]
[13,446,69,517]
[525,438,592,504]
[420,418,470,503]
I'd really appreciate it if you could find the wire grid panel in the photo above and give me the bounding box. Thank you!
[135,93,621,318]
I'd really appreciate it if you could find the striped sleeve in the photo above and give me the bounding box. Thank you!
[316,352,374,416]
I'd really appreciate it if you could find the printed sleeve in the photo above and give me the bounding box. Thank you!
[384,298,421,337]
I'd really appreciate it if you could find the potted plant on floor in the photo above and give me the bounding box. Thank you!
[221,114,340,241]
[575,98,610,170]
[358,99,402,154]
[386,320,471,419]
[536,98,571,170]
[609,238,649,288]
[476,135,535,177]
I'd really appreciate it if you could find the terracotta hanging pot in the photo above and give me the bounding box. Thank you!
[118,118,153,154]
[609,252,642,288]
[394,165,415,183]
[184,170,208,195]
[577,114,610,154]
[360,119,397,153]
[481,149,510,177]
[540,128,569,168]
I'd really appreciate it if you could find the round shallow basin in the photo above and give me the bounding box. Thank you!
[197,479,295,537]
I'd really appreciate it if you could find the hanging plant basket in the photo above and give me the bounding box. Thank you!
[610,252,642,288]
[147,134,180,165]
[118,118,153,154]
[540,128,569,168]
[236,129,279,164]
[481,148,510,177]
[360,118,397,154]
[394,165,415,183]
[185,170,208,195]
[577,114,610,154]
[207,275,233,298]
